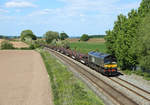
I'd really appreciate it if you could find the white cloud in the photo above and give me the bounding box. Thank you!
[26,0,141,29]
[29,0,141,21]
[121,1,141,10]
[29,9,61,16]
[5,1,37,8]
[0,9,9,13]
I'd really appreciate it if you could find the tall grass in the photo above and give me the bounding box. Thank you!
[39,49,104,105]
[70,42,106,54]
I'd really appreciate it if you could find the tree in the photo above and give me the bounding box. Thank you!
[60,32,69,40]
[20,30,37,41]
[105,0,150,70]
[44,31,59,44]
[105,12,140,70]
[135,12,150,70]
[138,0,150,17]
[80,34,89,41]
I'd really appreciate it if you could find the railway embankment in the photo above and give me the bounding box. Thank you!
[38,49,104,105]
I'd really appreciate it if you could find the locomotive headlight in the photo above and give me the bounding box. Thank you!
[104,65,108,68]
[104,65,109,69]
[111,64,117,68]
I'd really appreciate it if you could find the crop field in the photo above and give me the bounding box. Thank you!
[70,42,106,54]
[0,50,52,105]
[66,38,105,43]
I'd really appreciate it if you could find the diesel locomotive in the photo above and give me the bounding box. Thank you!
[88,51,117,75]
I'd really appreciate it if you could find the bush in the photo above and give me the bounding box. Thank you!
[28,40,42,49]
[44,31,59,44]
[29,44,35,49]
[1,41,15,49]
[80,34,89,41]
[60,32,69,40]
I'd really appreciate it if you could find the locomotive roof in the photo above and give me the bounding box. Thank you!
[88,51,110,59]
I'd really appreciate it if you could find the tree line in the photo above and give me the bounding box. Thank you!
[20,29,94,43]
[20,30,69,42]
[105,0,150,71]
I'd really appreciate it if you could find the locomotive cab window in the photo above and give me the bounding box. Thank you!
[104,56,117,64]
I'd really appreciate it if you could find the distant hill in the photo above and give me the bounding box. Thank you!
[0,35,20,39]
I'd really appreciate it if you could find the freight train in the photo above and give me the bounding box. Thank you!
[43,45,118,76]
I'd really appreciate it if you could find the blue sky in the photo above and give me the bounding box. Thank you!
[0,0,141,37]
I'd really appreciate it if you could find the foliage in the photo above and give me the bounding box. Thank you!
[39,49,104,105]
[50,39,70,49]
[80,34,89,41]
[89,35,105,38]
[29,44,35,49]
[28,39,44,49]
[44,31,59,44]
[60,32,69,40]
[105,0,150,70]
[135,12,150,70]
[70,42,106,54]
[1,40,14,49]
[61,40,70,48]
[138,0,150,17]
[123,70,150,81]
[54,40,70,48]
[20,30,37,41]
[105,14,138,69]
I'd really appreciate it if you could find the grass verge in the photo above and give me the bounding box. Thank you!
[122,70,150,81]
[70,42,106,54]
[38,49,104,105]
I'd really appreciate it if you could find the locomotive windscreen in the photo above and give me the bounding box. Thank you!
[104,55,117,64]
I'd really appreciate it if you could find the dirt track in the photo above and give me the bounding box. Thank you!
[10,41,29,48]
[0,50,53,105]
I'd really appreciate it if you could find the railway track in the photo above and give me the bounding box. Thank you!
[45,47,138,105]
[109,77,150,101]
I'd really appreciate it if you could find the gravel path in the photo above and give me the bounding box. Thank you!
[0,50,53,105]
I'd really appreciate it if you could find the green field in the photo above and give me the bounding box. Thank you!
[70,42,106,54]
[38,49,104,105]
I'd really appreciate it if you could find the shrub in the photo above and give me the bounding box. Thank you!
[28,40,42,49]
[29,44,35,49]
[60,32,69,40]
[44,31,59,44]
[1,41,14,49]
[80,34,89,41]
